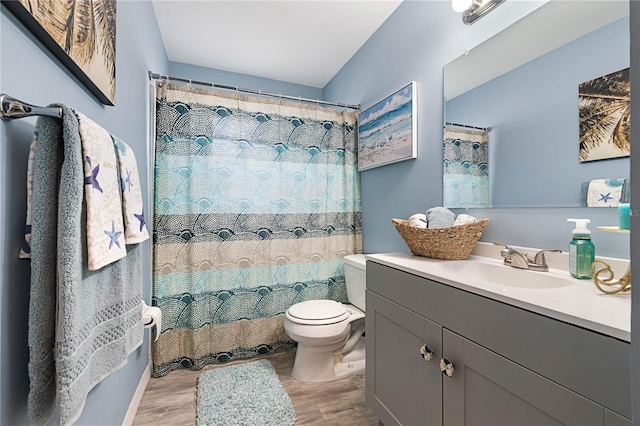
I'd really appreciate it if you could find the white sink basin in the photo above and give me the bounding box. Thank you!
[431,258,575,289]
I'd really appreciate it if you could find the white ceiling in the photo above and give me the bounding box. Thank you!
[151,1,403,88]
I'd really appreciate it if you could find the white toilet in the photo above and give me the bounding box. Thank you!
[284,254,367,382]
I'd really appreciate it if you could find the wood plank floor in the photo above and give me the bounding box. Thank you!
[133,348,379,425]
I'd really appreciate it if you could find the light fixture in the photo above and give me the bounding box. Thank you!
[453,0,506,25]
[452,0,474,13]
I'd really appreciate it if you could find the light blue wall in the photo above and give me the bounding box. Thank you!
[324,0,629,260]
[447,17,629,207]
[0,1,168,424]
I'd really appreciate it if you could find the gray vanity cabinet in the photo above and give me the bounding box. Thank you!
[368,293,443,426]
[365,260,631,426]
[442,329,603,425]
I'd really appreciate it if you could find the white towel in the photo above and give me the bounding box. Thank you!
[408,213,428,228]
[19,124,38,259]
[453,214,477,226]
[77,111,127,270]
[586,178,624,207]
[112,135,150,244]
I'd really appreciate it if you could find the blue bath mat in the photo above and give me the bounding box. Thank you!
[196,359,297,426]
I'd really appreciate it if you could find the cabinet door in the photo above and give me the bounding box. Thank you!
[368,292,443,426]
[442,329,605,426]
[604,409,631,426]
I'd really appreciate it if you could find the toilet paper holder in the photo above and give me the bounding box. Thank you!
[142,301,162,342]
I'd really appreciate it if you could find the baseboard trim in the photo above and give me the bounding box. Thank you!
[122,362,151,426]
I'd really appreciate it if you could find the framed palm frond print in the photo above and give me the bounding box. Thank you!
[578,68,629,162]
[3,0,117,105]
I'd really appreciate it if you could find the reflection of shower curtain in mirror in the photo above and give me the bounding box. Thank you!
[443,126,489,208]
[151,83,362,377]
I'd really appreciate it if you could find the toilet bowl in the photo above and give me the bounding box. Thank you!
[284,254,367,382]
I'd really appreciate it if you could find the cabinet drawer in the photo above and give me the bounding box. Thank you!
[367,261,631,419]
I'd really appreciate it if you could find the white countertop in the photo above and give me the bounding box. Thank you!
[365,251,631,342]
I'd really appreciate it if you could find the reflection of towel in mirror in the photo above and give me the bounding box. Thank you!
[586,178,626,207]
[426,207,455,228]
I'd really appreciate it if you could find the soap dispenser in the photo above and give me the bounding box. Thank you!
[567,218,595,279]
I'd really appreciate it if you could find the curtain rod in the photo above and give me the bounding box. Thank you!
[0,94,62,121]
[148,71,360,111]
[445,122,492,132]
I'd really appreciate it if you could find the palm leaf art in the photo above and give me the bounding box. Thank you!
[578,68,630,162]
[18,0,116,103]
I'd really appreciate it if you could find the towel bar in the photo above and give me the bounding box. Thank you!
[0,94,62,121]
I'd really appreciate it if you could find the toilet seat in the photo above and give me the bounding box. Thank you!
[286,300,350,325]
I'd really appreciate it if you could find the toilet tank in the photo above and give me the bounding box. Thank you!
[343,254,367,312]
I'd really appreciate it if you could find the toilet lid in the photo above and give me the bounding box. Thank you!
[287,300,349,324]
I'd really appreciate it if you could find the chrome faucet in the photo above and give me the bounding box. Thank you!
[494,242,530,269]
[493,242,561,272]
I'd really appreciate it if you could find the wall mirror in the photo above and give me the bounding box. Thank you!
[443,1,630,208]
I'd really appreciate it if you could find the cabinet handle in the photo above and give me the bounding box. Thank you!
[420,344,433,362]
[440,358,454,377]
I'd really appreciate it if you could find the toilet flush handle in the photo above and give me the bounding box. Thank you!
[420,344,433,362]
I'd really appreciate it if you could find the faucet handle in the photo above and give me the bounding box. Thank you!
[533,249,562,266]
[493,242,512,261]
[493,242,513,255]
[494,242,530,268]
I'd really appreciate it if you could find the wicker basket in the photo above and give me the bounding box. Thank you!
[392,218,489,260]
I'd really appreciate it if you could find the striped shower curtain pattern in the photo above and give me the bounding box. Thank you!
[443,126,489,208]
[152,83,362,377]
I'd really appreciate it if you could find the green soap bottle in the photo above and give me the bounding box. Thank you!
[567,218,595,279]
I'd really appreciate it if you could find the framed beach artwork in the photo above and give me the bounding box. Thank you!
[2,0,117,105]
[578,67,630,162]
[358,82,417,171]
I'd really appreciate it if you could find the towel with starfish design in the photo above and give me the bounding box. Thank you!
[111,135,149,244]
[586,178,625,207]
[77,111,127,270]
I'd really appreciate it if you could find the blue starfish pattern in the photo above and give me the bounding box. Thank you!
[134,209,146,232]
[598,192,613,203]
[104,220,123,250]
[124,168,133,192]
[84,156,103,193]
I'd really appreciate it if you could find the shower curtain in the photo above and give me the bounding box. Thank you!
[443,126,489,208]
[151,83,362,377]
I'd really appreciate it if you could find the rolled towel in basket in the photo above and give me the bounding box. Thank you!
[426,207,455,229]
[453,214,477,226]
[408,213,428,228]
